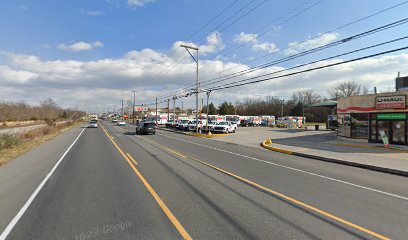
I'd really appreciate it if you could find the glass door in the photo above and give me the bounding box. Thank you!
[377,120,391,144]
[392,121,406,144]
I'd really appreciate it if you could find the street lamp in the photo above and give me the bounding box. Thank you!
[180,44,199,133]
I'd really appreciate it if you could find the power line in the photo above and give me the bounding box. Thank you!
[198,16,408,89]
[142,1,408,105]
[207,45,408,91]
[199,0,408,82]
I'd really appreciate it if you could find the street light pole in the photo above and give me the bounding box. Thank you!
[131,91,136,125]
[180,44,199,133]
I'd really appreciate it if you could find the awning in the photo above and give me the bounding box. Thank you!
[306,100,337,108]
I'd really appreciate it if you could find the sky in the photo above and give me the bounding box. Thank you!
[1,0,408,112]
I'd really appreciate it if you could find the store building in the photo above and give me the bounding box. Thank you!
[337,90,408,145]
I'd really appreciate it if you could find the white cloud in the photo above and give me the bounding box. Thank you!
[58,41,104,52]
[252,42,278,53]
[234,32,258,44]
[285,33,339,55]
[127,0,156,8]
[80,9,103,16]
[0,66,38,84]
[233,32,278,53]
[1,33,408,110]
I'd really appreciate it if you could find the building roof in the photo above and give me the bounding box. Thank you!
[306,100,337,108]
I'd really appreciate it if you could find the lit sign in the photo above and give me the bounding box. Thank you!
[376,95,406,109]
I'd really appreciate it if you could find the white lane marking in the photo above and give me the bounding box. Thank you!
[157,132,408,201]
[0,127,86,240]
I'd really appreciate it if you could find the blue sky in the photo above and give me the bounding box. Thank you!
[1,0,408,111]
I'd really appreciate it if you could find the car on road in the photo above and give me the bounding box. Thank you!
[136,122,156,135]
[112,119,118,123]
[177,119,190,130]
[213,121,236,133]
[117,121,126,126]
[87,120,98,128]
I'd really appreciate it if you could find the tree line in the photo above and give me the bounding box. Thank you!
[0,98,85,122]
[201,81,368,122]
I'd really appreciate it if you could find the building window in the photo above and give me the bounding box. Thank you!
[338,114,351,137]
[351,113,369,138]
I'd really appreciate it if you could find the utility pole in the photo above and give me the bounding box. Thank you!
[121,100,124,121]
[180,44,199,133]
[181,102,184,114]
[205,91,211,134]
[131,91,136,125]
[280,100,285,118]
[155,97,158,125]
[167,99,170,121]
[173,96,176,122]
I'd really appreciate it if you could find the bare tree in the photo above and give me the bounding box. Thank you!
[291,89,322,105]
[328,81,368,99]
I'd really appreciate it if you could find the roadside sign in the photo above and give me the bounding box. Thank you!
[379,130,389,148]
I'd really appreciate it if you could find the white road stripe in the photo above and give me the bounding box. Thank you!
[0,127,86,240]
[157,132,408,202]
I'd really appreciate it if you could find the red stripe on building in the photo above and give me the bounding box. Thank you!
[337,106,376,113]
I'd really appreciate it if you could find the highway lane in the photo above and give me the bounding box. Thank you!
[4,126,182,240]
[108,122,408,239]
[3,122,408,239]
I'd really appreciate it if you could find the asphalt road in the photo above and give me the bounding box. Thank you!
[2,121,408,240]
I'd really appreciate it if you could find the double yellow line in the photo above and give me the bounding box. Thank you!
[101,125,192,240]
[139,136,390,240]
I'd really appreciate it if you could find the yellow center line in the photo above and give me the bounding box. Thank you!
[100,125,192,240]
[126,153,138,165]
[139,136,390,240]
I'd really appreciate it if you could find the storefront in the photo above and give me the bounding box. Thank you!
[337,91,408,145]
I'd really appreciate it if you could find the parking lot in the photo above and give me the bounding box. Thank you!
[208,127,336,148]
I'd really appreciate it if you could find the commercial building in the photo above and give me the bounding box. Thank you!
[337,90,408,145]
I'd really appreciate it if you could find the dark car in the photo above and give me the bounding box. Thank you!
[136,122,156,135]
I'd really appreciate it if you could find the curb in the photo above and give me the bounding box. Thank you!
[261,140,408,177]
[158,128,229,138]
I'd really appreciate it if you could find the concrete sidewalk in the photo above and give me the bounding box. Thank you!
[262,138,408,176]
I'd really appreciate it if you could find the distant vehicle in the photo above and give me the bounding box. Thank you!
[165,120,175,128]
[112,119,118,123]
[187,120,205,132]
[136,122,156,135]
[240,119,249,127]
[213,121,236,133]
[90,114,98,120]
[206,120,217,132]
[87,120,98,128]
[117,121,126,126]
[177,119,190,130]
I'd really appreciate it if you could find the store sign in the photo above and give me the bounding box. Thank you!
[376,95,406,109]
[377,113,407,120]
[134,105,148,112]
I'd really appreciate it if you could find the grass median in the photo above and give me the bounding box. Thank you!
[0,120,83,166]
